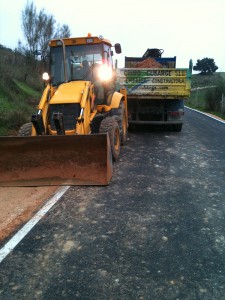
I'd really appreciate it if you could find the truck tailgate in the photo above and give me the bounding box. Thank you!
[117,68,191,99]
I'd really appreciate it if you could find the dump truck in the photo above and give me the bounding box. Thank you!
[0,34,128,186]
[116,48,192,131]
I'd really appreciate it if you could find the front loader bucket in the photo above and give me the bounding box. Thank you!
[0,134,113,187]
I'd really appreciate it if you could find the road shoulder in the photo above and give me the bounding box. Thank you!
[0,186,58,243]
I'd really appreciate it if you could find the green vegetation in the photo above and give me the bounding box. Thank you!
[186,72,225,120]
[0,45,42,135]
[13,79,41,98]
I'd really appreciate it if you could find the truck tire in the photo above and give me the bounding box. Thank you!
[111,101,128,145]
[172,124,183,132]
[18,123,32,136]
[99,117,120,161]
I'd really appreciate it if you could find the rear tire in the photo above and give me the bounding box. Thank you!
[172,124,183,132]
[99,117,120,161]
[18,123,32,136]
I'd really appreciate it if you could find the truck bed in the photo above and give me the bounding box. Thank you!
[125,56,176,68]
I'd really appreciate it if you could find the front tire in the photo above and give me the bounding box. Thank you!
[18,123,32,136]
[111,101,128,145]
[99,117,120,161]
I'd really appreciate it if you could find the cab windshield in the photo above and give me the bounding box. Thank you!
[50,44,103,85]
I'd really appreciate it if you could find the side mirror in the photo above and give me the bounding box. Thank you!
[114,43,122,54]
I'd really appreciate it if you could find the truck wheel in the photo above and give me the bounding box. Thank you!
[18,123,32,136]
[111,101,128,145]
[173,124,183,132]
[99,117,120,161]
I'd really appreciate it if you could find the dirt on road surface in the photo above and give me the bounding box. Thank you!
[0,186,58,243]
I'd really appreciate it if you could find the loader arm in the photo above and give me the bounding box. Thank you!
[76,81,96,134]
[31,84,55,136]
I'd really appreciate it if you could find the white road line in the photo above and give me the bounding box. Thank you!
[0,185,70,264]
[185,106,225,124]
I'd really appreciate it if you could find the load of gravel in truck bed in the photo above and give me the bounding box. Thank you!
[135,58,163,68]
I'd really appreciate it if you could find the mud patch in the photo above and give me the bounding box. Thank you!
[0,186,58,243]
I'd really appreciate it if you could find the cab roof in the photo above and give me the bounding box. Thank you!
[49,35,112,47]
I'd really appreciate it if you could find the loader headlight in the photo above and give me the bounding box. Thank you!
[42,72,50,81]
[98,65,113,81]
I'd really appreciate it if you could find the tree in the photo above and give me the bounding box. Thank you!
[21,1,39,55]
[193,58,218,75]
[54,24,71,39]
[37,9,55,53]
[21,1,71,56]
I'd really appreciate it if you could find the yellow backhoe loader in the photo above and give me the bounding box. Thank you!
[0,34,128,186]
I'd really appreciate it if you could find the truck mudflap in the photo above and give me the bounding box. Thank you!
[0,134,113,187]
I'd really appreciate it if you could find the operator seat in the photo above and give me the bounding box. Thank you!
[81,60,91,80]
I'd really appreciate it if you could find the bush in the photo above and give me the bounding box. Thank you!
[205,79,225,112]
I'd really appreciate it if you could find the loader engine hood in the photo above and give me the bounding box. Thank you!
[50,81,87,104]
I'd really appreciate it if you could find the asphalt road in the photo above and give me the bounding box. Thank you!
[0,108,225,300]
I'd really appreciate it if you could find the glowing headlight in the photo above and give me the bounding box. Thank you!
[42,72,50,81]
[98,65,113,81]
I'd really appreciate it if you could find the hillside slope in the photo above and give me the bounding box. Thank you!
[186,72,225,119]
[191,72,225,89]
[0,45,42,135]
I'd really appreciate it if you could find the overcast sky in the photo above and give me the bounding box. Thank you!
[0,0,224,70]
